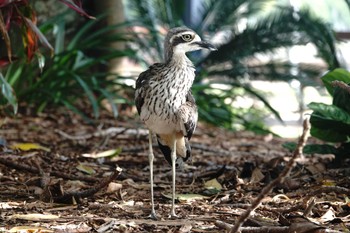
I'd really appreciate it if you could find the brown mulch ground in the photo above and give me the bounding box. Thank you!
[0,109,349,233]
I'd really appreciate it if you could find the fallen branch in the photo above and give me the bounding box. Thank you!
[0,156,99,183]
[55,127,148,140]
[53,166,122,203]
[216,221,342,233]
[229,119,311,233]
[309,186,350,197]
[192,143,233,156]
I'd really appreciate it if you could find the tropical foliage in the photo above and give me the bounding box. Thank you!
[125,0,341,132]
[284,68,350,164]
[0,1,132,118]
[0,0,346,134]
[309,69,350,143]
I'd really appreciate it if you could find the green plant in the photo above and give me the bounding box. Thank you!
[1,11,134,118]
[0,0,98,114]
[125,0,340,133]
[284,68,350,163]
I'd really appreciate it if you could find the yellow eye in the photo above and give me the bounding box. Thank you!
[182,34,193,41]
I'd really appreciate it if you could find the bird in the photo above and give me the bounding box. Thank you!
[135,27,216,219]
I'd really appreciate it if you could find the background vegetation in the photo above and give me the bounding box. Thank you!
[1,0,349,134]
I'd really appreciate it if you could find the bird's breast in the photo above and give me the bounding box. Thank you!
[140,66,195,135]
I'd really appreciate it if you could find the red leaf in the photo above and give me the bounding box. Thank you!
[23,17,53,58]
[0,56,18,67]
[0,0,27,8]
[24,26,37,61]
[0,0,14,8]
[58,0,95,19]
[0,11,12,62]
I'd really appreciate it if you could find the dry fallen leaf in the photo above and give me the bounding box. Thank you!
[76,163,96,175]
[319,208,336,223]
[9,213,59,221]
[250,167,265,183]
[82,148,122,158]
[10,142,50,152]
[205,178,223,191]
[9,226,54,233]
[107,182,123,193]
[162,193,210,202]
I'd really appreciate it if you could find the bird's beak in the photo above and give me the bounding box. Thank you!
[194,41,217,51]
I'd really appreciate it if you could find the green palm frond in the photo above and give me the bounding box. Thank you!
[344,0,350,10]
[126,0,341,132]
[198,0,271,32]
[296,8,339,69]
[203,6,338,68]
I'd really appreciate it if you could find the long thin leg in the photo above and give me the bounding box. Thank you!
[148,131,157,220]
[170,136,177,218]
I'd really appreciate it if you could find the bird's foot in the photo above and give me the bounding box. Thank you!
[148,211,158,220]
[168,211,179,219]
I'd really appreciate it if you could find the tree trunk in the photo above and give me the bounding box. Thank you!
[94,0,126,73]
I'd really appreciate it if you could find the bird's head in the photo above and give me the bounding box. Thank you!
[164,27,216,62]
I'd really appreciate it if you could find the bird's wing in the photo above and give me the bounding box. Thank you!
[135,63,164,114]
[135,70,148,115]
[135,63,163,115]
[180,91,198,140]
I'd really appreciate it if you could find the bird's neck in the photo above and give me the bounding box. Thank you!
[166,53,194,69]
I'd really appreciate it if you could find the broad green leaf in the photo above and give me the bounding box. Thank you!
[308,102,350,125]
[309,112,350,142]
[321,68,350,96]
[311,127,348,143]
[309,102,350,142]
[333,83,350,114]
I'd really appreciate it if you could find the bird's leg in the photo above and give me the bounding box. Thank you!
[148,131,157,220]
[170,136,178,218]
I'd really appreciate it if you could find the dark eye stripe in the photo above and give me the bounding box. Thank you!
[172,37,184,46]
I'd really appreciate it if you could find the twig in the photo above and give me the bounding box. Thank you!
[216,222,341,233]
[303,197,316,217]
[331,80,350,94]
[192,143,233,156]
[309,186,350,196]
[258,203,304,214]
[215,220,233,231]
[55,127,148,140]
[53,166,122,203]
[229,119,310,233]
[0,156,99,183]
[215,221,290,233]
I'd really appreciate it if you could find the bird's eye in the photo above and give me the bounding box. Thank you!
[181,34,193,42]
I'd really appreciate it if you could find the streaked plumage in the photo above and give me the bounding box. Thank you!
[135,27,216,219]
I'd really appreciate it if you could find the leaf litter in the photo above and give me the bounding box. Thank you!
[0,110,349,232]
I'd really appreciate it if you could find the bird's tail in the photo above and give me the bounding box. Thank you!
[156,134,191,169]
